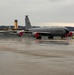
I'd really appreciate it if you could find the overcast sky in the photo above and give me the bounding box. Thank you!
[0,0,74,26]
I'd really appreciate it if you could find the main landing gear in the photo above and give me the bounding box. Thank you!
[48,36,53,39]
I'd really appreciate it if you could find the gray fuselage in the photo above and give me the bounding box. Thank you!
[28,27,69,37]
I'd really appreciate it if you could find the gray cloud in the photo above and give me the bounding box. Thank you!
[0,0,74,26]
[47,0,66,2]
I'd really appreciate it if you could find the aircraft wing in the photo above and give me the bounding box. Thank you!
[0,31,9,33]
[0,30,18,34]
[24,31,51,36]
[35,32,51,36]
[0,31,11,35]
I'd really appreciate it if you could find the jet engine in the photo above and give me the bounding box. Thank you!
[17,31,24,37]
[68,31,73,36]
[32,32,41,39]
[65,31,73,37]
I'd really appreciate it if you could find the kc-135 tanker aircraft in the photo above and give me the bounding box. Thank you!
[0,15,73,39]
[24,15,72,39]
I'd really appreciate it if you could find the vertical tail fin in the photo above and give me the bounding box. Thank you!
[25,15,32,29]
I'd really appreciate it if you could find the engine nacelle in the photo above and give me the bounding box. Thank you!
[32,32,39,37]
[65,31,73,37]
[32,32,41,39]
[68,31,73,36]
[17,31,24,37]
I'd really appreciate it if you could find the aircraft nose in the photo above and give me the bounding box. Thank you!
[64,28,71,37]
[65,29,69,34]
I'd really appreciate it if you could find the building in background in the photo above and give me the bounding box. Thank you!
[14,20,18,29]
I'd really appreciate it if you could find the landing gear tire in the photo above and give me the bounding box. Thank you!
[36,36,42,39]
[48,36,53,39]
[61,36,63,39]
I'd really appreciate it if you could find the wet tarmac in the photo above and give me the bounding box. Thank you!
[0,36,74,75]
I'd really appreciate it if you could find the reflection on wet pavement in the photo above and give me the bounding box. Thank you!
[0,36,74,75]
